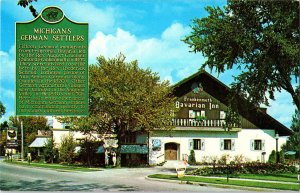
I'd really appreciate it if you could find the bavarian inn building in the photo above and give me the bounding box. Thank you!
[147,70,292,165]
[45,71,292,165]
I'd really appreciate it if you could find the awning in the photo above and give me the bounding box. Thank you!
[97,145,148,154]
[29,137,50,148]
[121,145,148,154]
[97,146,105,153]
[285,151,296,155]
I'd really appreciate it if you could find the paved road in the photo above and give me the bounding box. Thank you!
[0,161,243,191]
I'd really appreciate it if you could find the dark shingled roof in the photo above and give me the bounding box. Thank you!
[172,70,293,136]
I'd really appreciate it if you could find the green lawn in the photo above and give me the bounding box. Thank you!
[226,173,299,183]
[3,160,102,172]
[148,174,300,191]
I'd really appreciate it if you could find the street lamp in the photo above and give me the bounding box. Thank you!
[275,133,279,164]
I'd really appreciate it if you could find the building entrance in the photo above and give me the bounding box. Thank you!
[165,143,179,160]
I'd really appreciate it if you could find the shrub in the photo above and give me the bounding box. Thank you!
[218,154,230,165]
[44,138,59,163]
[268,150,276,163]
[59,134,77,164]
[188,150,196,165]
[268,150,286,164]
[201,156,209,165]
[188,162,298,176]
[209,155,218,165]
[233,154,245,164]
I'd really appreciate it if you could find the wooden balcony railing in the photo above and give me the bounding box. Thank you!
[171,118,238,127]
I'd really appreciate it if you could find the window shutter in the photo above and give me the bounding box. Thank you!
[201,139,205,151]
[231,139,235,151]
[262,140,265,151]
[250,139,254,151]
[188,139,193,150]
[220,139,224,150]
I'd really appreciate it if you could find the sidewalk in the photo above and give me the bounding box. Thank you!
[146,176,293,192]
[184,175,299,185]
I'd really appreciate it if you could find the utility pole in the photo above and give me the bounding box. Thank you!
[21,120,24,161]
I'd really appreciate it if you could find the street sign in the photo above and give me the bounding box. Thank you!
[16,6,89,116]
[6,127,18,148]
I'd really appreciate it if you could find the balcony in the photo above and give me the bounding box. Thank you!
[171,118,239,128]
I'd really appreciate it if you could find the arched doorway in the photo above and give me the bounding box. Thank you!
[165,143,179,160]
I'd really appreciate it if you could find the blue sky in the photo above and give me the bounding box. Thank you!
[0,0,296,128]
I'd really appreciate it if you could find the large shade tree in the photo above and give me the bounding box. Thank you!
[9,116,49,152]
[65,54,176,166]
[0,101,6,119]
[184,0,300,111]
[17,1,176,165]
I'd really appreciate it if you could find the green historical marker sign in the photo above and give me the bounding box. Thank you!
[16,6,88,116]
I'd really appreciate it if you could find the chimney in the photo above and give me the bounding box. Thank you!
[260,107,267,114]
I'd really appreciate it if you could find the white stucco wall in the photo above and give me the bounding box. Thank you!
[149,129,287,165]
[52,129,86,147]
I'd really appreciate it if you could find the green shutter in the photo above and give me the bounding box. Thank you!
[220,139,224,150]
[250,139,254,151]
[188,139,193,150]
[201,139,205,151]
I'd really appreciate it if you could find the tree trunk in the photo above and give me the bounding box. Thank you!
[116,133,122,167]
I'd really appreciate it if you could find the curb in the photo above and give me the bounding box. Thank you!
[2,161,102,172]
[145,176,293,192]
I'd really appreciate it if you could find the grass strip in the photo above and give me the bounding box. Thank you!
[4,160,101,172]
[148,174,300,191]
[230,173,298,183]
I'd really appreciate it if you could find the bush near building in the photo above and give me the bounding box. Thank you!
[188,150,196,165]
[59,134,77,164]
[189,163,298,176]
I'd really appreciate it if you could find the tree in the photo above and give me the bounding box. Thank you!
[17,0,38,18]
[9,116,49,153]
[0,101,6,119]
[282,110,300,159]
[184,0,300,111]
[188,150,196,165]
[44,138,59,163]
[78,136,102,167]
[0,121,8,132]
[59,134,77,164]
[65,54,176,166]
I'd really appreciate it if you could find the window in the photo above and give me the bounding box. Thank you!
[220,111,226,119]
[193,139,201,150]
[189,110,206,119]
[221,139,235,151]
[251,139,265,151]
[254,140,262,150]
[192,139,205,150]
[224,139,232,150]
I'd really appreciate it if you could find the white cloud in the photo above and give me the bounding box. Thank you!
[58,2,117,35]
[89,22,205,83]
[2,0,118,37]
[0,46,16,122]
[0,48,15,83]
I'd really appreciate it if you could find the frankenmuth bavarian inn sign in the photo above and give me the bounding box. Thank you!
[16,6,88,116]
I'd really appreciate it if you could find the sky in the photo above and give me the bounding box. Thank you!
[0,0,297,128]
